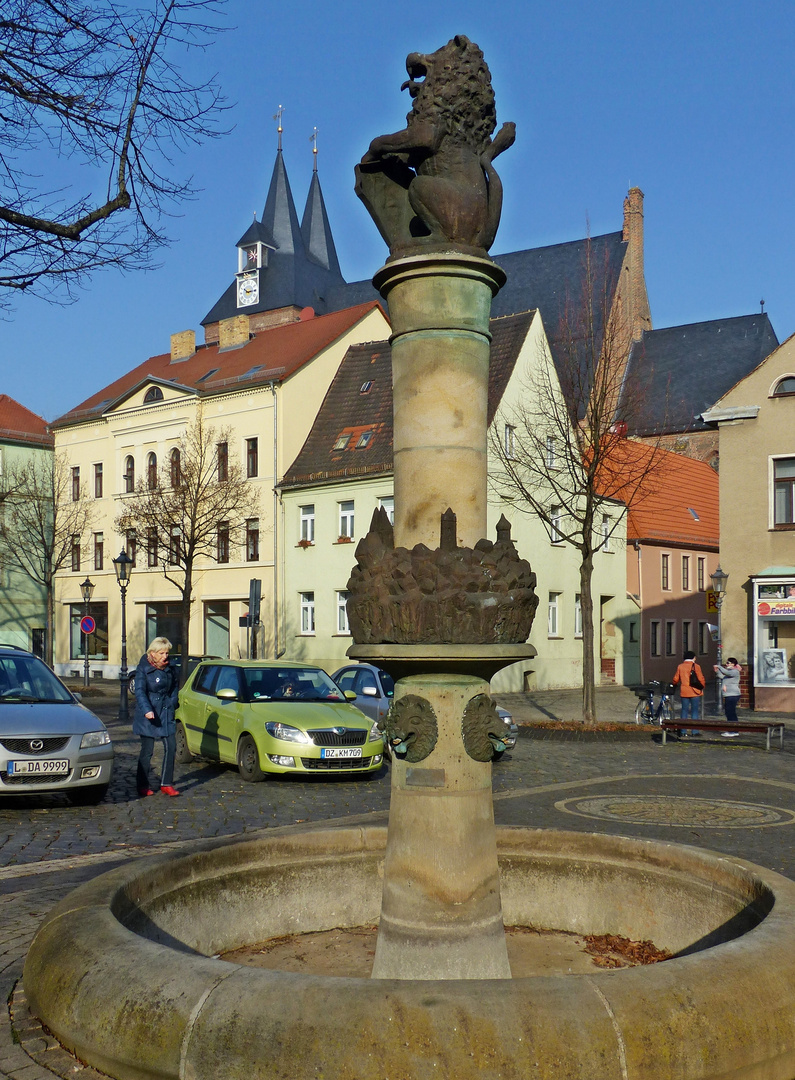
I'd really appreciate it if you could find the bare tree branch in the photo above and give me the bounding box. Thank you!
[0,0,228,306]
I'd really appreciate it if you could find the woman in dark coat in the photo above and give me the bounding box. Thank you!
[133,636,181,797]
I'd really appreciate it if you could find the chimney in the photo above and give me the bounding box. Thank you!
[218,314,251,349]
[621,187,651,341]
[170,330,196,362]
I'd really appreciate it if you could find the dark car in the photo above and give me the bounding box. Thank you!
[0,645,113,803]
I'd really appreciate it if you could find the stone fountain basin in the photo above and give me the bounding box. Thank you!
[23,825,795,1080]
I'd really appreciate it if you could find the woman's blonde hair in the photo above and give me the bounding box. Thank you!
[147,637,172,656]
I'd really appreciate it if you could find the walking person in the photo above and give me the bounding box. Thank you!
[715,657,742,737]
[133,636,181,797]
[672,650,705,738]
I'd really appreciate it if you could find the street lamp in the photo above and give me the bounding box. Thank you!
[79,576,95,688]
[113,550,134,723]
[710,566,729,710]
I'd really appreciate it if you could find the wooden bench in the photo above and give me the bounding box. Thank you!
[660,719,786,750]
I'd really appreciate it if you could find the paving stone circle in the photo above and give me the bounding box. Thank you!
[554,795,795,829]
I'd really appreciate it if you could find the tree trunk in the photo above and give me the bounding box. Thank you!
[46,580,55,669]
[179,566,192,687]
[580,551,596,725]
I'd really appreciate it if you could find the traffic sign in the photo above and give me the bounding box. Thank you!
[80,615,96,635]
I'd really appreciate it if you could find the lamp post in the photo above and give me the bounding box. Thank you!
[113,550,134,723]
[79,577,95,688]
[710,565,729,707]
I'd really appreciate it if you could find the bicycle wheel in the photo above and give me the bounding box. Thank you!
[659,699,673,723]
[635,700,652,724]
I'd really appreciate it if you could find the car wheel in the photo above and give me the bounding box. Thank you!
[69,783,109,806]
[175,722,194,764]
[237,734,265,783]
[127,672,136,696]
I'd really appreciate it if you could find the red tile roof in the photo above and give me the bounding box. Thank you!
[0,395,52,446]
[601,440,719,548]
[52,302,384,428]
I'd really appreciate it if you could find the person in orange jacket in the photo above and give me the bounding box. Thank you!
[672,650,706,737]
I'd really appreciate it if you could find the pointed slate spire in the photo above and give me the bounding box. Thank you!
[262,150,305,256]
[301,170,342,275]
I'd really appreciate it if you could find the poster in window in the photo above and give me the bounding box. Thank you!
[762,648,788,682]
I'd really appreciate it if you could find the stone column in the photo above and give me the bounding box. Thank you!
[374,253,506,549]
[371,674,511,980]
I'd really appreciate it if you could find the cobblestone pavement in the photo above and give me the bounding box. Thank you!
[1,685,794,1078]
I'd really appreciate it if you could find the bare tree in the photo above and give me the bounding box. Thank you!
[115,412,260,682]
[489,242,666,723]
[0,452,94,665]
[0,0,227,305]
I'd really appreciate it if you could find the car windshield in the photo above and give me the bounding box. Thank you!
[242,668,344,703]
[0,654,74,703]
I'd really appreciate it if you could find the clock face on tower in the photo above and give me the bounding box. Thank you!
[237,273,259,307]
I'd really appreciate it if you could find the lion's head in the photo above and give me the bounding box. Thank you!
[462,693,506,762]
[403,35,496,151]
[381,694,438,763]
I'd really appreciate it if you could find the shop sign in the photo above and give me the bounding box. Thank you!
[705,590,718,613]
[757,600,795,617]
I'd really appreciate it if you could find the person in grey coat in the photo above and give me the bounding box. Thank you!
[714,657,742,736]
[134,636,181,796]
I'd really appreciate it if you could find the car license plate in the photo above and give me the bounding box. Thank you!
[320,748,362,759]
[8,759,69,775]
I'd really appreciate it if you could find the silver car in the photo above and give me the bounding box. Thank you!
[331,662,518,760]
[0,646,113,804]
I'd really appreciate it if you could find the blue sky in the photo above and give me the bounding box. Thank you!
[4,0,795,421]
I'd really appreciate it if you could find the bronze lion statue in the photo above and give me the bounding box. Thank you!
[462,693,509,762]
[356,34,515,257]
[380,694,438,763]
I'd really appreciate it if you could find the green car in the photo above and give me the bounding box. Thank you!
[176,660,384,781]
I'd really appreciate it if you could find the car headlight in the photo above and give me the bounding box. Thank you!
[264,722,311,744]
[80,730,111,749]
[368,722,382,742]
[501,713,513,727]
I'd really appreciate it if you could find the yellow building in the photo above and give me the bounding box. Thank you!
[51,302,389,678]
[702,334,795,712]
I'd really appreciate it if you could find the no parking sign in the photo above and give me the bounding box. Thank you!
[80,615,96,635]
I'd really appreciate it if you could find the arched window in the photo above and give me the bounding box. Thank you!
[773,376,795,397]
[124,455,135,494]
[170,448,181,489]
[147,452,158,490]
[143,386,164,403]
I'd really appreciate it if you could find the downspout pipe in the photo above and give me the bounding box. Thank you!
[269,382,285,659]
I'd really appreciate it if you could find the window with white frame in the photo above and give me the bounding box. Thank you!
[550,506,563,544]
[246,519,259,562]
[665,620,676,656]
[299,505,315,544]
[93,532,103,571]
[504,424,515,458]
[548,592,561,636]
[650,620,661,656]
[601,515,612,552]
[379,495,394,524]
[773,457,795,525]
[339,500,354,539]
[574,594,582,638]
[545,435,556,468]
[336,590,350,634]
[300,592,315,634]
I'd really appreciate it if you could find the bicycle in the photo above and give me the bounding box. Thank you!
[632,681,674,725]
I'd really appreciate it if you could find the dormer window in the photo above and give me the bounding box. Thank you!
[196,368,219,383]
[333,435,351,451]
[143,386,164,403]
[356,431,374,449]
[238,243,267,273]
[360,381,373,394]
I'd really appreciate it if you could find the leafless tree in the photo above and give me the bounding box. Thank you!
[0,0,227,305]
[115,412,260,682]
[0,452,95,665]
[489,241,666,723]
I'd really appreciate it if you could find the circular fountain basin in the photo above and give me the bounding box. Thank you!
[23,825,795,1080]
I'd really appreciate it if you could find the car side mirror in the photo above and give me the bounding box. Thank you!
[72,692,82,702]
[344,690,357,702]
[362,686,378,697]
[216,687,238,701]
